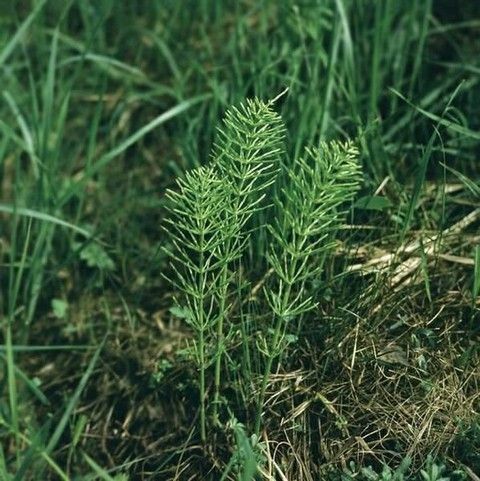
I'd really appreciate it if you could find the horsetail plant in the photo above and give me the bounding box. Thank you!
[255,141,362,435]
[210,98,286,422]
[163,166,238,442]
[164,97,362,443]
[164,98,286,440]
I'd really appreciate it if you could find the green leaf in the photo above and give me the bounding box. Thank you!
[169,306,192,321]
[354,195,392,211]
[114,475,129,481]
[51,299,68,319]
[77,243,115,271]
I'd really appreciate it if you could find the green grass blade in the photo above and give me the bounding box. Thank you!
[441,163,480,198]
[5,219,32,464]
[44,339,104,455]
[400,129,437,240]
[4,323,17,464]
[0,0,47,66]
[40,27,59,158]
[60,95,209,205]
[8,421,70,481]
[390,84,480,141]
[0,353,49,405]
[0,443,9,481]
[60,53,148,82]
[474,246,480,305]
[83,452,117,481]
[0,345,91,353]
[95,96,208,170]
[408,0,432,98]
[0,204,93,238]
[2,91,39,176]
[399,82,465,240]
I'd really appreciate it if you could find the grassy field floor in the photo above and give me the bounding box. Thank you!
[0,1,479,480]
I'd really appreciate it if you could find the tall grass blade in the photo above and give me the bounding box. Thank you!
[0,0,47,66]
[45,339,104,455]
[60,95,209,205]
[390,84,480,141]
[83,452,118,481]
[474,246,480,306]
[0,204,92,238]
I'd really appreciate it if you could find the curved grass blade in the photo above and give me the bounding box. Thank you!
[0,0,47,66]
[0,204,92,238]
